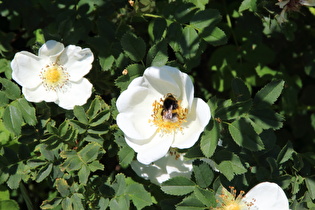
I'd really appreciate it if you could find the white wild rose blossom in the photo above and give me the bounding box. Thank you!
[116,66,211,165]
[215,182,290,210]
[11,40,93,110]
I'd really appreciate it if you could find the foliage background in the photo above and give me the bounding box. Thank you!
[0,0,315,209]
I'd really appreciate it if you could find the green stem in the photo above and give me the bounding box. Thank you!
[142,13,163,18]
[223,0,239,48]
[20,182,34,210]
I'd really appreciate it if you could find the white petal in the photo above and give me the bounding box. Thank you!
[22,85,58,103]
[116,86,158,140]
[172,98,211,148]
[11,51,43,89]
[165,154,193,179]
[243,182,289,210]
[38,40,64,61]
[143,66,194,108]
[130,158,167,185]
[127,76,146,89]
[56,78,92,110]
[131,153,193,185]
[59,45,94,82]
[128,133,174,165]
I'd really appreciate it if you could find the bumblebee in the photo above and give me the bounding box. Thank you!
[161,93,179,122]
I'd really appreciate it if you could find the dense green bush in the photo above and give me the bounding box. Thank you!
[1,0,315,209]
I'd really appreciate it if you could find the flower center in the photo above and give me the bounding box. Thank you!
[149,93,188,134]
[214,186,255,210]
[40,63,69,91]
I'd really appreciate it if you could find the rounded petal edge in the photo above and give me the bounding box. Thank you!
[243,182,289,210]
[172,98,211,149]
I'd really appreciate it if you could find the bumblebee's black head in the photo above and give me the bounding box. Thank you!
[163,94,178,110]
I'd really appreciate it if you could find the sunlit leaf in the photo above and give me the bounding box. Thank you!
[55,178,70,197]
[161,176,196,196]
[253,80,285,108]
[229,118,265,151]
[121,33,146,62]
[3,105,23,135]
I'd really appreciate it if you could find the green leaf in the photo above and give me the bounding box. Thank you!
[69,120,87,134]
[99,55,115,71]
[200,120,219,158]
[161,176,196,196]
[182,26,199,59]
[0,78,21,100]
[36,163,53,183]
[40,198,62,209]
[193,187,216,207]
[14,98,37,126]
[118,145,135,168]
[71,193,84,210]
[78,164,90,185]
[193,160,214,188]
[0,92,9,107]
[78,143,103,163]
[176,193,206,209]
[112,174,126,196]
[239,0,257,12]
[60,152,82,172]
[305,178,315,200]
[200,27,227,46]
[55,178,70,197]
[89,110,110,127]
[3,105,23,135]
[98,198,109,210]
[231,78,251,101]
[214,150,247,181]
[121,33,146,62]
[109,196,130,210]
[88,160,104,172]
[190,9,221,30]
[228,118,264,151]
[215,100,253,120]
[27,159,47,168]
[146,39,168,67]
[249,109,284,131]
[0,200,19,210]
[253,80,285,108]
[126,184,153,209]
[148,18,167,41]
[277,141,295,164]
[115,64,145,91]
[7,164,23,189]
[62,197,72,210]
[73,106,88,124]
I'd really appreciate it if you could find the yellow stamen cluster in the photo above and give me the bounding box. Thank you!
[40,63,69,91]
[149,95,188,134]
[214,186,255,210]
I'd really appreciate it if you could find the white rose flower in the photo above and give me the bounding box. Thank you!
[130,150,193,185]
[215,182,290,210]
[11,40,94,110]
[116,66,211,165]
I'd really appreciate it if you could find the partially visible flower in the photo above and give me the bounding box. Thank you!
[276,0,315,23]
[130,150,193,185]
[215,182,289,210]
[116,66,211,165]
[11,40,94,110]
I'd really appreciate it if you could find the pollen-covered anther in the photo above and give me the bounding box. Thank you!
[214,186,256,210]
[149,94,188,134]
[40,62,69,91]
